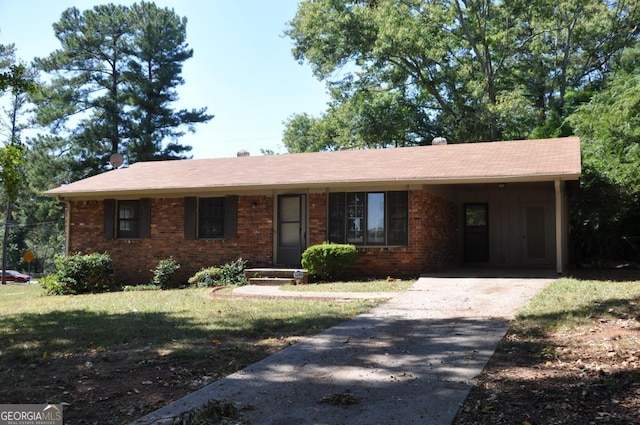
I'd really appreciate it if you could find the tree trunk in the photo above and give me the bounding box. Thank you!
[1,201,11,284]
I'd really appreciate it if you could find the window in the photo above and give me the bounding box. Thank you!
[118,201,140,238]
[465,204,487,227]
[184,196,238,240]
[328,191,408,246]
[198,197,225,238]
[347,192,365,243]
[367,193,385,244]
[103,199,150,239]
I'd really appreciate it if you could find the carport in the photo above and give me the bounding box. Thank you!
[454,179,572,273]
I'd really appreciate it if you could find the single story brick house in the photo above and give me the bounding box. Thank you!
[45,137,581,283]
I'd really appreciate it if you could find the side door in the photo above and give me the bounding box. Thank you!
[463,203,489,263]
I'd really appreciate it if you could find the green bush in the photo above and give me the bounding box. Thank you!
[188,267,224,287]
[188,259,248,287]
[301,243,357,281]
[219,258,248,286]
[39,274,65,295]
[151,257,181,289]
[42,252,116,295]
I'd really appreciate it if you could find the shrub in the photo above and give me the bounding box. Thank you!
[188,259,248,287]
[42,252,116,295]
[151,257,182,289]
[301,243,357,281]
[39,274,65,295]
[219,258,248,286]
[188,267,224,287]
[186,259,248,288]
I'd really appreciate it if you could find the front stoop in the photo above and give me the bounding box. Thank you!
[244,268,308,285]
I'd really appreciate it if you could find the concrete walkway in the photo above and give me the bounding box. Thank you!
[231,284,395,299]
[131,274,554,425]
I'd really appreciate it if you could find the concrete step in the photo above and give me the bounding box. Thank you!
[245,268,308,284]
[248,277,296,286]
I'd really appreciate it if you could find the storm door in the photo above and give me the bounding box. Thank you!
[464,203,489,263]
[277,195,307,266]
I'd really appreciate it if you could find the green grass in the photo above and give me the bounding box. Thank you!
[281,279,415,293]
[0,283,381,362]
[513,277,640,335]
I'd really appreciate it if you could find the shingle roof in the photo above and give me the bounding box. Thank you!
[46,137,581,199]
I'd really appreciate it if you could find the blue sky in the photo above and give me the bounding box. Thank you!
[0,0,330,159]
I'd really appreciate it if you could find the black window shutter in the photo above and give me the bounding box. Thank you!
[139,198,151,238]
[328,192,346,243]
[224,195,238,238]
[104,199,115,239]
[184,197,197,239]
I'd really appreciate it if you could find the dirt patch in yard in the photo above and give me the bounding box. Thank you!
[0,337,301,424]
[454,319,640,424]
[453,270,640,425]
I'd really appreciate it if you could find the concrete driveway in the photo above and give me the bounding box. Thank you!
[131,273,555,425]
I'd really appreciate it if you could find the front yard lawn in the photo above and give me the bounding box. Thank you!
[0,284,385,424]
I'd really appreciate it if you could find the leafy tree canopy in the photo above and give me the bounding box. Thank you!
[284,0,640,151]
[566,46,640,262]
[570,47,640,193]
[0,40,16,91]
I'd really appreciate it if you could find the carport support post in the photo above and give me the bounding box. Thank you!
[555,179,564,274]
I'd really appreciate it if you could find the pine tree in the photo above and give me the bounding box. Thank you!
[34,2,212,178]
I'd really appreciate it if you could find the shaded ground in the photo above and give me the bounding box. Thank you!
[0,334,302,424]
[0,288,379,425]
[453,269,640,425]
[4,272,639,424]
[133,275,552,425]
[453,317,640,424]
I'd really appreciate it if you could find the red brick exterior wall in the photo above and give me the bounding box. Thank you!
[344,190,458,278]
[67,190,457,284]
[68,196,275,284]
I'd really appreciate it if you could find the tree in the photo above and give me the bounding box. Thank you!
[34,4,130,175]
[33,2,212,178]
[0,61,36,283]
[19,135,69,274]
[1,42,50,277]
[124,2,212,161]
[283,86,431,152]
[0,39,16,90]
[567,46,640,263]
[284,0,640,151]
[0,144,26,284]
[283,113,327,152]
[2,42,64,276]
[1,64,37,144]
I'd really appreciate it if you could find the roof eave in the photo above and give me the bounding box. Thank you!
[46,172,581,201]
